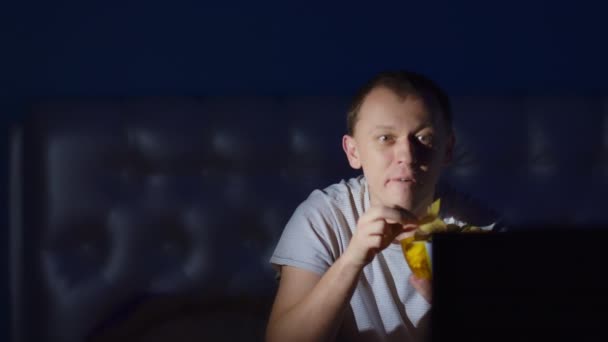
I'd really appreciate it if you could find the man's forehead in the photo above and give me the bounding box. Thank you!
[358,92,435,123]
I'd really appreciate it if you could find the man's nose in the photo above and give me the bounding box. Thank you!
[395,137,415,165]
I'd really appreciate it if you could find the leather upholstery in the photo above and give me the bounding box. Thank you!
[10,95,608,341]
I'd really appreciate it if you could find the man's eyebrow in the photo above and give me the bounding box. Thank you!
[369,123,434,133]
[413,122,434,132]
[371,125,396,131]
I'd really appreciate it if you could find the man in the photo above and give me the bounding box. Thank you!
[266,71,499,342]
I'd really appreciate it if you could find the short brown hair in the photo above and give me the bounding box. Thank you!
[346,70,452,136]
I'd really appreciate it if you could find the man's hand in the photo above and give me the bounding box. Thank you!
[409,274,432,303]
[343,206,418,268]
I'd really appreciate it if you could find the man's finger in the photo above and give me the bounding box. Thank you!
[368,206,418,225]
[389,223,418,241]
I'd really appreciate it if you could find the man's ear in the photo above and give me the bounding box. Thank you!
[342,135,362,169]
[443,132,455,166]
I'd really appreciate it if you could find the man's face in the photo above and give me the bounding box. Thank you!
[343,87,454,217]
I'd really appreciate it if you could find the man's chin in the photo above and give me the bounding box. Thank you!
[385,196,429,218]
[386,198,414,212]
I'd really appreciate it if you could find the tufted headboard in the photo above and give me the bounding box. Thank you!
[10,95,608,341]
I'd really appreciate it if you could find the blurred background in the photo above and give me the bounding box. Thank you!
[2,1,608,341]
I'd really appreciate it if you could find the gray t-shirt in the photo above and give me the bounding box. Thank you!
[270,176,499,342]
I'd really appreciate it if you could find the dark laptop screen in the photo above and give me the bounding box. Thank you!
[431,227,608,342]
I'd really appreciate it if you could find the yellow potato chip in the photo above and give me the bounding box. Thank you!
[401,199,490,280]
[418,218,447,234]
[417,199,445,235]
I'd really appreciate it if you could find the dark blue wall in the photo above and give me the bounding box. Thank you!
[4,1,608,98]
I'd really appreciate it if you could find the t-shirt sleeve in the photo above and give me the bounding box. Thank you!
[270,192,341,276]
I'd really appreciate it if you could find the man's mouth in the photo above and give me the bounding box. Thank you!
[387,177,417,185]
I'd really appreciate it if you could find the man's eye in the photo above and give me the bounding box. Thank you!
[378,135,393,143]
[417,134,433,145]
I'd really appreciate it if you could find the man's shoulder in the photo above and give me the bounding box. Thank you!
[297,176,366,216]
[318,176,365,200]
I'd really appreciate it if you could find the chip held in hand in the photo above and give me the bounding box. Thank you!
[400,199,487,280]
[400,198,442,280]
